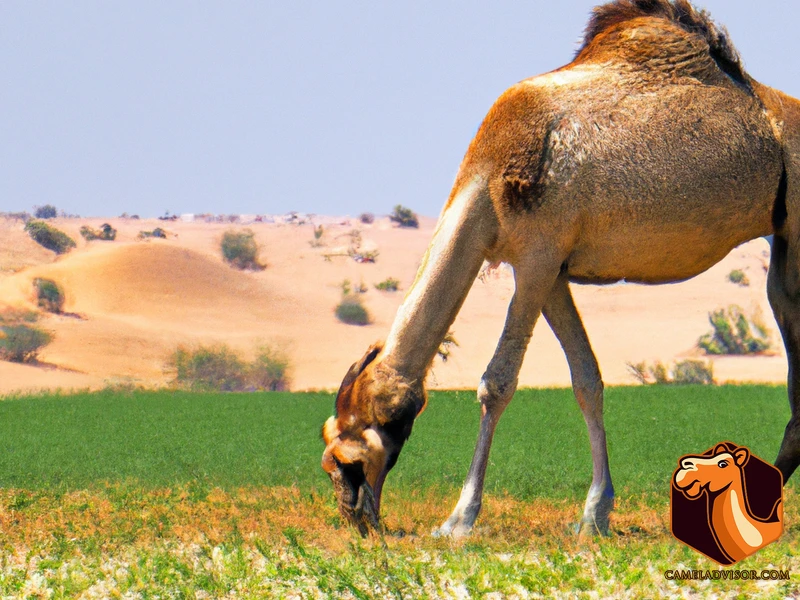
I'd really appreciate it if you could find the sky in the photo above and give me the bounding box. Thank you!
[2,1,799,219]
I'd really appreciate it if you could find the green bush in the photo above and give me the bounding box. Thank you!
[221,229,264,270]
[33,278,64,313]
[24,220,76,254]
[359,212,375,224]
[138,228,167,240]
[626,359,714,385]
[727,269,750,286]
[169,343,291,392]
[34,204,58,219]
[0,324,53,362]
[389,205,419,228]
[248,346,291,391]
[80,223,117,241]
[335,296,371,325]
[698,305,771,355]
[375,277,400,292]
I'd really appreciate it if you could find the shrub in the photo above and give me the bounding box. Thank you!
[24,220,76,254]
[727,269,750,286]
[626,359,714,385]
[221,229,264,270]
[248,346,291,391]
[335,295,371,325]
[80,223,117,241]
[137,228,167,239]
[33,278,64,313]
[698,305,771,355]
[359,213,375,224]
[34,204,58,219]
[169,343,291,391]
[170,344,246,391]
[375,277,400,292]
[389,205,419,228]
[0,324,53,362]
[437,331,459,362]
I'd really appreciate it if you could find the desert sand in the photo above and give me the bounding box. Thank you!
[0,215,786,396]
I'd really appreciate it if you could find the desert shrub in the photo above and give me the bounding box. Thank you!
[698,305,771,355]
[727,269,749,286]
[221,229,264,270]
[34,204,58,219]
[375,277,400,292]
[24,220,76,254]
[170,344,246,391]
[0,324,53,363]
[137,228,167,239]
[359,212,375,224]
[248,346,291,391]
[626,359,714,385]
[389,205,419,228]
[335,295,371,325]
[437,331,459,362]
[169,343,291,391]
[672,359,715,385]
[33,278,64,313]
[80,223,117,241]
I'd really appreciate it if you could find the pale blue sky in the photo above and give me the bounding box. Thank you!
[2,1,798,218]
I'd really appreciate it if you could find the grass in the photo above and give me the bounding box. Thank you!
[0,386,798,598]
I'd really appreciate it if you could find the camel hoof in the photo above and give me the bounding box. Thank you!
[575,519,610,538]
[432,522,472,538]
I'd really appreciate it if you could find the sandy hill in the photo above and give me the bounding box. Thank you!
[0,216,787,395]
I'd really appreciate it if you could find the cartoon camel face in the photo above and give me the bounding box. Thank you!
[674,444,749,498]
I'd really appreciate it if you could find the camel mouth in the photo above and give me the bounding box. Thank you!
[679,479,704,498]
[328,460,380,537]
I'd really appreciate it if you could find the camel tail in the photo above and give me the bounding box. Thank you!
[578,0,751,90]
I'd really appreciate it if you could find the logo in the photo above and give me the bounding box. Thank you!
[671,441,783,565]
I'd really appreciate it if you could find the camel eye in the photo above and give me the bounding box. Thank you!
[718,460,728,468]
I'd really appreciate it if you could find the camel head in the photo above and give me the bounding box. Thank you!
[321,342,427,535]
[674,443,750,499]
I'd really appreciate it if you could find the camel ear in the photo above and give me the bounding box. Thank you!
[733,447,750,467]
[714,443,730,456]
[338,343,383,394]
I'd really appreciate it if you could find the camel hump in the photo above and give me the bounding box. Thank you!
[576,0,750,91]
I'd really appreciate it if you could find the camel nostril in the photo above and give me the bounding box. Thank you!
[682,459,695,469]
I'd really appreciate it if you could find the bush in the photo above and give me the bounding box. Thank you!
[24,220,76,254]
[335,295,371,325]
[626,359,714,385]
[698,305,771,355]
[169,343,291,391]
[0,324,53,362]
[80,223,117,241]
[33,278,64,313]
[248,346,291,391]
[138,228,167,240]
[359,213,375,224]
[221,229,264,270]
[727,269,750,286]
[375,277,400,292]
[389,205,419,228]
[34,204,58,219]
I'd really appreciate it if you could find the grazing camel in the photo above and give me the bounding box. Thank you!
[322,0,800,537]
[673,444,783,563]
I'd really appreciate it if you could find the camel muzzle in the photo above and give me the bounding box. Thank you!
[327,460,381,537]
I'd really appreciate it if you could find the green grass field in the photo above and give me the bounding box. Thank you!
[1,386,798,598]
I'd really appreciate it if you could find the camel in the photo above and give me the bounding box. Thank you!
[321,0,800,537]
[673,444,783,563]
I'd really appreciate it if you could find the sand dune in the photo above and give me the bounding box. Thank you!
[0,216,787,395]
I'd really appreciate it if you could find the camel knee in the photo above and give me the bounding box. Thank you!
[478,375,516,415]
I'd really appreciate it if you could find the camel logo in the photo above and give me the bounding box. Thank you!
[671,442,783,565]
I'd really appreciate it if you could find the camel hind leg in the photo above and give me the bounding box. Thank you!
[767,234,800,481]
[542,271,614,535]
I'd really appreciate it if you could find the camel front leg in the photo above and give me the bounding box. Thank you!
[433,260,561,538]
[543,272,614,535]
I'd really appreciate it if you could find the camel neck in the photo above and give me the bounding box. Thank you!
[712,480,763,556]
[382,177,493,379]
